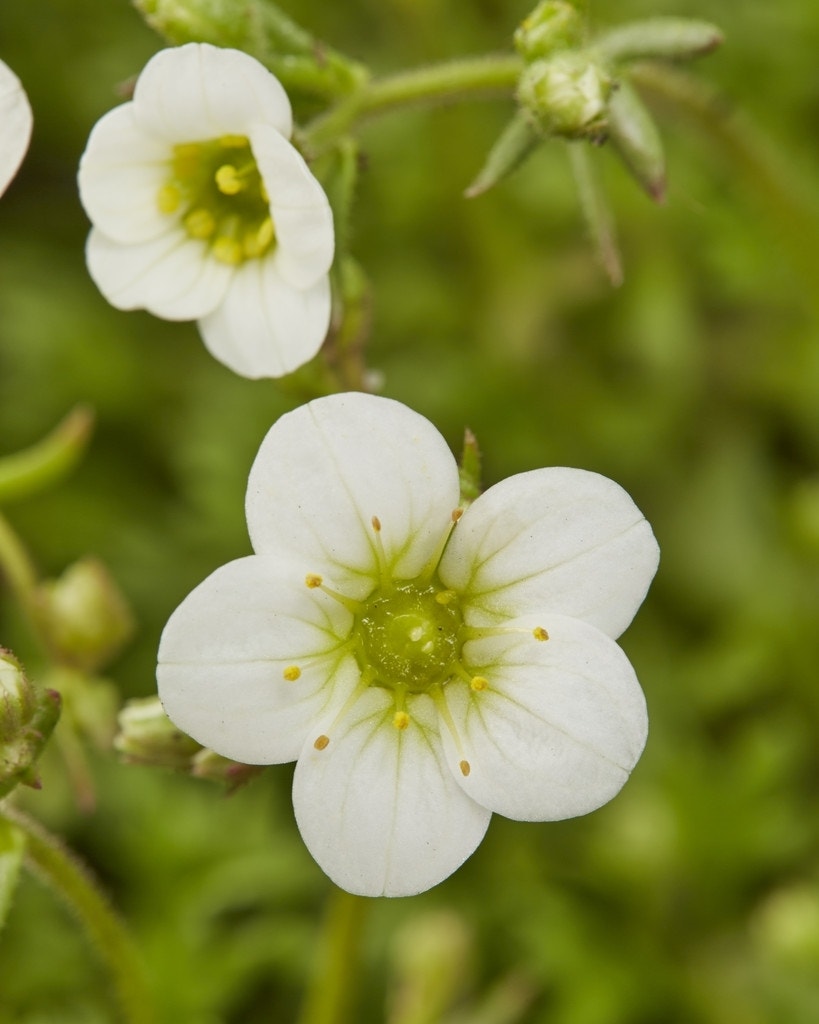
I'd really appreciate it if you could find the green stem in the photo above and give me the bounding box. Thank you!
[302,53,522,154]
[297,886,370,1024]
[0,805,154,1024]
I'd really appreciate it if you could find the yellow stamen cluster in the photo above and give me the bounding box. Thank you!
[157,135,276,267]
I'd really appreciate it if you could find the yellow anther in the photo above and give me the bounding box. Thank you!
[184,208,216,239]
[259,178,269,204]
[215,164,244,195]
[533,627,549,641]
[243,217,275,258]
[211,236,244,266]
[459,759,471,777]
[314,734,330,750]
[283,666,301,681]
[305,574,323,589]
[470,675,488,691]
[157,183,182,214]
[393,711,410,730]
[434,589,458,606]
[219,134,249,148]
[371,516,382,532]
[451,508,464,522]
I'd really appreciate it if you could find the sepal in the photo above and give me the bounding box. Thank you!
[596,18,724,66]
[465,111,541,198]
[606,81,666,202]
[0,651,61,799]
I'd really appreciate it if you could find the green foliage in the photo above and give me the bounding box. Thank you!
[2,0,819,1022]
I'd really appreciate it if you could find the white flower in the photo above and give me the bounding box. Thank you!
[78,44,334,379]
[157,393,659,897]
[0,58,33,197]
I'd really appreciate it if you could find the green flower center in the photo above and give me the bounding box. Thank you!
[356,581,463,693]
[157,135,276,266]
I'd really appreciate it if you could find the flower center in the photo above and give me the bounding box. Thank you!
[356,581,463,693]
[157,135,276,266]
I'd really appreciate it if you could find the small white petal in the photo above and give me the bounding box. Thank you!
[157,556,357,764]
[293,690,491,896]
[441,614,648,821]
[133,43,292,143]
[249,124,335,288]
[86,227,233,320]
[0,58,33,196]
[78,104,171,244]
[440,467,660,639]
[246,393,461,591]
[198,259,330,379]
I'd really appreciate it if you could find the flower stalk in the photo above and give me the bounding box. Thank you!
[0,805,155,1024]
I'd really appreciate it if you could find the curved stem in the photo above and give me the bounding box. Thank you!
[1,805,154,1024]
[297,886,370,1024]
[302,53,522,154]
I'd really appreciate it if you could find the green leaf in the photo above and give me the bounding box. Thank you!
[0,817,26,934]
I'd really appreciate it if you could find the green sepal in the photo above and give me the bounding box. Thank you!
[458,429,482,505]
[0,652,62,800]
[606,80,666,202]
[596,18,724,67]
[465,110,541,198]
[0,406,93,506]
[134,0,367,100]
[568,143,623,287]
[0,817,26,934]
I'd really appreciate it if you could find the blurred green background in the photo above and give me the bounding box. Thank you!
[2,0,819,1021]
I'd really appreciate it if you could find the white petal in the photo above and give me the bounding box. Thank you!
[0,58,33,196]
[86,227,233,320]
[197,259,330,379]
[440,614,648,821]
[78,104,172,244]
[133,44,292,143]
[249,124,335,288]
[293,689,491,896]
[245,393,461,591]
[440,467,660,639]
[157,556,358,764]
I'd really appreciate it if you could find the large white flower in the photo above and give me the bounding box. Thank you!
[78,43,334,379]
[157,393,659,897]
[0,58,33,197]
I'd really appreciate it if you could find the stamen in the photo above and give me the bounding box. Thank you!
[462,623,550,641]
[157,183,182,214]
[243,217,275,259]
[304,573,364,615]
[393,711,410,730]
[459,760,471,776]
[282,666,301,681]
[184,208,216,239]
[430,685,472,780]
[419,509,464,580]
[533,627,549,641]
[211,236,244,265]
[370,515,391,586]
[435,589,458,606]
[314,734,330,750]
[470,675,489,691]
[215,164,246,195]
[218,134,248,148]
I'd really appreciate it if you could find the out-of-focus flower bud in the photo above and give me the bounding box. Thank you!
[606,81,666,202]
[518,52,612,140]
[114,696,201,771]
[190,748,265,793]
[514,1,587,61]
[0,650,61,798]
[595,17,723,66]
[35,558,135,673]
[465,111,541,199]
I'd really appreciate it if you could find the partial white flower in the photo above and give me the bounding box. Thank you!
[78,43,334,379]
[158,393,659,897]
[0,58,33,197]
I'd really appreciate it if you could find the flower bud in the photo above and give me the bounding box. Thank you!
[114,696,201,771]
[596,18,724,66]
[518,53,612,140]
[35,558,135,673]
[0,651,61,798]
[606,81,666,202]
[190,748,265,793]
[514,1,587,61]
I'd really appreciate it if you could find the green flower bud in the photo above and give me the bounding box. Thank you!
[518,53,612,140]
[35,558,135,673]
[114,696,201,771]
[190,749,265,793]
[596,18,724,67]
[0,651,61,799]
[606,81,666,202]
[514,1,587,61]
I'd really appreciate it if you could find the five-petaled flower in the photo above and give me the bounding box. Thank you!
[157,393,659,897]
[0,57,33,198]
[78,43,334,379]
